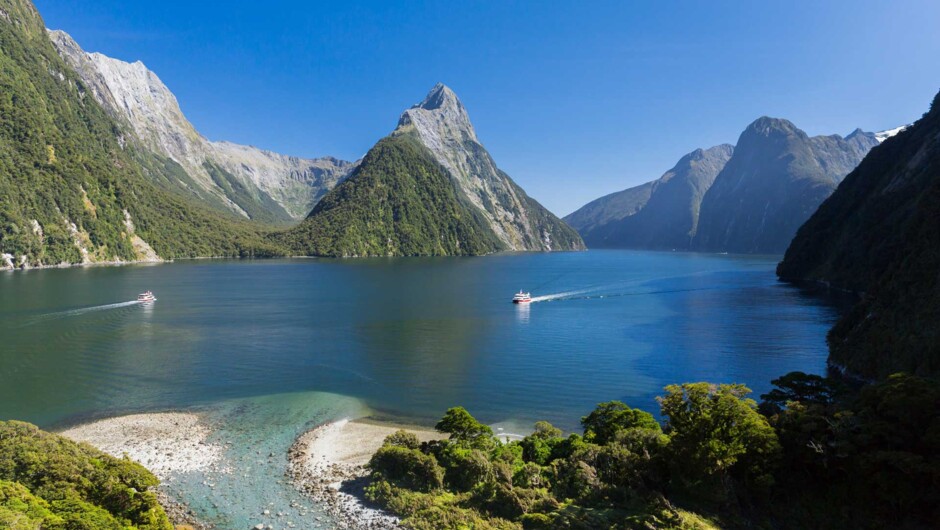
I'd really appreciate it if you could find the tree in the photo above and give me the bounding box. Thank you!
[383,430,421,450]
[521,422,564,466]
[759,371,841,415]
[580,401,660,445]
[658,383,780,493]
[367,445,444,492]
[435,407,494,446]
[531,421,562,440]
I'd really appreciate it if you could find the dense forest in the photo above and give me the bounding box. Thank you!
[278,135,503,257]
[364,372,939,529]
[0,0,281,268]
[0,421,173,530]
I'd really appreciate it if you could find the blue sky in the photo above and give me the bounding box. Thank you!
[36,0,940,216]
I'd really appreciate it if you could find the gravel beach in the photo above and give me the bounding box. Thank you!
[287,418,440,530]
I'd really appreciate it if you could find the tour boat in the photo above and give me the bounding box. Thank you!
[137,291,157,303]
[512,291,532,304]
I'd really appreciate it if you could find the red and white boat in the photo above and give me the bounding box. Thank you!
[512,291,532,304]
[137,291,157,303]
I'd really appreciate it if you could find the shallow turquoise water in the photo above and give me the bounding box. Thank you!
[0,250,843,526]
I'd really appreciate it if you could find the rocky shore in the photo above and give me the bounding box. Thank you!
[287,418,440,530]
[61,412,225,529]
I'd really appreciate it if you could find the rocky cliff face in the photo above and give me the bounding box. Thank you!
[394,84,583,251]
[778,92,940,378]
[48,29,353,222]
[566,145,734,249]
[692,118,879,253]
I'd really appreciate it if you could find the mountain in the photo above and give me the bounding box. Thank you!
[778,92,940,379]
[282,84,584,257]
[691,118,879,253]
[0,0,278,269]
[565,144,734,249]
[48,29,353,223]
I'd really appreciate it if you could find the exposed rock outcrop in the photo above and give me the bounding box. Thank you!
[394,84,583,251]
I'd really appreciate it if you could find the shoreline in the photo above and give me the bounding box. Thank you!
[59,412,226,529]
[1,257,167,273]
[287,417,441,530]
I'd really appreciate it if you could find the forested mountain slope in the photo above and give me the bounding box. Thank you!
[0,0,279,268]
[778,91,940,378]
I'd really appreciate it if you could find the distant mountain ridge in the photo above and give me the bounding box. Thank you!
[567,118,885,253]
[48,29,354,223]
[692,117,879,253]
[565,144,734,249]
[778,92,940,379]
[282,84,584,257]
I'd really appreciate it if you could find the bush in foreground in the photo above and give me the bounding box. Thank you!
[364,374,940,529]
[0,420,173,530]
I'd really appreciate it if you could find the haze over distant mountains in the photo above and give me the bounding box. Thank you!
[49,29,354,223]
[281,84,584,257]
[565,144,734,250]
[566,118,904,254]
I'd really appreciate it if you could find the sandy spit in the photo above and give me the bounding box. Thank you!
[287,418,440,530]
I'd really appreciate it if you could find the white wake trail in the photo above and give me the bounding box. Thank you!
[530,288,598,303]
[57,300,141,316]
[29,300,141,323]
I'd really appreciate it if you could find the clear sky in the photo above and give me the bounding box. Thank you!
[35,0,940,216]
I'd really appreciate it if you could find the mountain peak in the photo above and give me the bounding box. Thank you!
[414,83,460,111]
[744,116,800,136]
[396,83,476,143]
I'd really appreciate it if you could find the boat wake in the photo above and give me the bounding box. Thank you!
[53,300,142,317]
[529,288,598,303]
[531,285,726,303]
[16,300,144,327]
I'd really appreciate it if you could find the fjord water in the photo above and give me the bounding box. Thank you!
[0,251,841,526]
[1,251,842,429]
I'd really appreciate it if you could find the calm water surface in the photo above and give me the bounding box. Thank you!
[0,250,842,526]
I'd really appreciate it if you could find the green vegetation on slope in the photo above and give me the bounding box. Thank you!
[365,372,939,529]
[778,91,940,379]
[0,421,172,530]
[279,134,503,257]
[0,0,282,266]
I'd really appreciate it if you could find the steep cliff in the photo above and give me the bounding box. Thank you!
[778,93,940,378]
[48,29,353,223]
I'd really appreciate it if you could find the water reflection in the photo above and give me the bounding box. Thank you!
[515,303,530,324]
